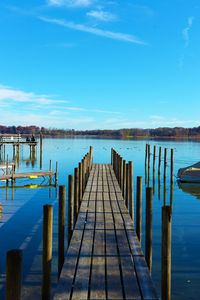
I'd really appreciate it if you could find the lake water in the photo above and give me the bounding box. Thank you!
[0,137,200,299]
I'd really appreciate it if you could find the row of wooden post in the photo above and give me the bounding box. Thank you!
[111,148,134,221]
[145,144,174,184]
[111,147,172,300]
[4,146,93,300]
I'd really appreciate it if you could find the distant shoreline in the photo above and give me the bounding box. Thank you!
[1,125,200,139]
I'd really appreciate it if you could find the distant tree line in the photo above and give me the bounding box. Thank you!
[1,125,200,137]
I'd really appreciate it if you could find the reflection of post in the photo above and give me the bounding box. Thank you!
[13,145,15,160]
[6,184,8,201]
[6,154,9,185]
[164,177,166,206]
[162,205,171,300]
[17,145,20,168]
[145,163,147,186]
[30,145,32,160]
[145,187,152,272]
[170,181,173,216]
[158,173,161,200]
[136,176,142,243]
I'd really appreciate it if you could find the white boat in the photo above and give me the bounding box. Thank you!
[177,162,200,182]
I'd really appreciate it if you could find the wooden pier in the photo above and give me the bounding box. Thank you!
[0,170,56,181]
[54,162,158,299]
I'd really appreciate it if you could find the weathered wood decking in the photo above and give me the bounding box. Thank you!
[0,171,56,181]
[54,163,159,300]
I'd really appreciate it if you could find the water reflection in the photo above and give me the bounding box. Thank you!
[0,145,38,169]
[178,181,200,199]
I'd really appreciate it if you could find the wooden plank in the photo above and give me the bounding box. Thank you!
[71,190,96,299]
[109,164,159,300]
[103,191,124,300]
[90,191,106,299]
[107,166,141,300]
[54,166,96,300]
[53,192,90,300]
[0,171,55,181]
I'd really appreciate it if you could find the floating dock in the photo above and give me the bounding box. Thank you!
[0,171,56,181]
[54,163,158,300]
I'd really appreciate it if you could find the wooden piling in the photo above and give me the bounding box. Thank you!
[49,160,52,185]
[40,131,43,150]
[153,145,156,173]
[125,162,129,209]
[40,132,43,169]
[145,187,152,272]
[74,167,79,225]
[82,157,85,195]
[145,144,148,166]
[58,186,66,279]
[122,160,126,199]
[79,162,83,207]
[158,146,162,176]
[68,175,74,247]
[90,146,93,170]
[6,249,22,300]
[136,176,142,243]
[164,148,167,181]
[170,149,174,183]
[6,154,9,175]
[162,206,171,300]
[129,161,134,221]
[42,204,53,300]
[55,161,58,185]
[120,156,123,190]
[148,144,151,172]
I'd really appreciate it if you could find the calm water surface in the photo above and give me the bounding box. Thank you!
[0,137,200,299]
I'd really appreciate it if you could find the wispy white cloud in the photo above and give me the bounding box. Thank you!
[65,106,85,111]
[48,0,93,7]
[39,16,147,44]
[86,10,116,22]
[150,115,164,120]
[92,109,120,114]
[0,85,68,105]
[182,16,194,48]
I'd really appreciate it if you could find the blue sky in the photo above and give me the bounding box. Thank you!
[0,0,199,130]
